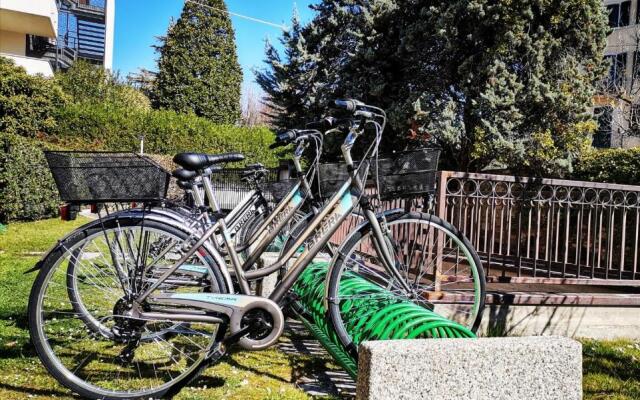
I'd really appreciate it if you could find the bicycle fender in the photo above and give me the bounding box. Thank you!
[24,210,234,295]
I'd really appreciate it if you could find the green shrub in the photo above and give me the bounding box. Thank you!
[0,57,67,138]
[53,103,284,166]
[56,60,150,110]
[573,147,640,185]
[0,133,59,223]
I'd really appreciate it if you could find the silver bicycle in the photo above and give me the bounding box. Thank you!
[29,100,485,399]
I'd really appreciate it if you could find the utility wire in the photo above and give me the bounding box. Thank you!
[184,0,289,30]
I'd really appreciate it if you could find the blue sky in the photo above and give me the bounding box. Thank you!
[113,0,316,91]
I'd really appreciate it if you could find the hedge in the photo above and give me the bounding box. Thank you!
[52,103,284,166]
[0,57,67,138]
[573,147,640,186]
[0,57,286,222]
[0,133,60,223]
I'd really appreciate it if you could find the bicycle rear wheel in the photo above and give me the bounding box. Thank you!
[326,211,485,357]
[29,218,228,399]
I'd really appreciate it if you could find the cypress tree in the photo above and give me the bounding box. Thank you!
[154,0,242,124]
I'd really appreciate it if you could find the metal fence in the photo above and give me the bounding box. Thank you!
[328,171,640,286]
[212,166,640,285]
[209,168,280,210]
[437,171,640,285]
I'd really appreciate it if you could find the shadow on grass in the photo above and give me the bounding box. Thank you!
[0,311,30,329]
[224,353,291,384]
[583,341,640,382]
[190,375,226,389]
[0,382,76,398]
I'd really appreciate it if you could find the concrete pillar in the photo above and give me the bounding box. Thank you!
[103,0,115,70]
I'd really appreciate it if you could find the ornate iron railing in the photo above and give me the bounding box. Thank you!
[436,171,640,284]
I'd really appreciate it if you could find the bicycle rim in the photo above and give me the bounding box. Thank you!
[327,214,485,352]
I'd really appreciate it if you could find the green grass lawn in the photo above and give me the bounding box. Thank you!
[0,217,638,399]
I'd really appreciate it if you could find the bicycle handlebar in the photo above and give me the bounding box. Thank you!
[269,129,323,149]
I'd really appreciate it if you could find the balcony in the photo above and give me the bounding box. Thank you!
[0,53,54,77]
[71,0,106,19]
[0,0,58,38]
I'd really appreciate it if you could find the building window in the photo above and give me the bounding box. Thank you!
[608,1,631,27]
[605,52,627,89]
[593,107,613,148]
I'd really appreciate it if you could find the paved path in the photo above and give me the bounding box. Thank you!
[279,319,356,398]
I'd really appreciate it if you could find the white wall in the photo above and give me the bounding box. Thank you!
[0,0,58,37]
[0,30,26,56]
[0,54,54,77]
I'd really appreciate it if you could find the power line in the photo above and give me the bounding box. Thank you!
[184,0,289,30]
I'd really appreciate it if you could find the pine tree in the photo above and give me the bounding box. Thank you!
[259,0,609,175]
[255,8,316,129]
[154,0,242,124]
[406,0,609,173]
[255,1,369,129]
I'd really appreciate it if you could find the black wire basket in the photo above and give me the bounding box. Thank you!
[318,148,440,200]
[265,179,298,203]
[45,151,171,204]
[318,163,354,199]
[375,148,440,200]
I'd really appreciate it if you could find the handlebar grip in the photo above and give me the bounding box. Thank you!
[278,129,298,141]
[270,129,299,149]
[332,99,363,112]
[306,117,339,129]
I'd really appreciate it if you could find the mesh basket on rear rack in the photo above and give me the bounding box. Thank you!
[318,161,370,200]
[318,148,440,201]
[318,163,352,199]
[44,151,171,204]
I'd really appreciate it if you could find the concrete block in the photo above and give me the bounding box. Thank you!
[357,336,582,400]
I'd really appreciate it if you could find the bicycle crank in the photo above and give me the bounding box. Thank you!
[148,293,284,350]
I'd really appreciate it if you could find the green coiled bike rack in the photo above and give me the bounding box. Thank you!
[291,262,476,379]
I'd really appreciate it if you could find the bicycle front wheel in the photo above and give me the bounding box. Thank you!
[326,211,485,356]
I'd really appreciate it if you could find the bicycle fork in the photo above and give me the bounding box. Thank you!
[363,207,414,294]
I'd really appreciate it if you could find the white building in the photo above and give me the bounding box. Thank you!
[0,0,115,77]
[597,0,640,148]
[0,0,59,76]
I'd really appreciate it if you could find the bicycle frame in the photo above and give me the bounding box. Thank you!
[181,140,320,257]
[136,121,408,307]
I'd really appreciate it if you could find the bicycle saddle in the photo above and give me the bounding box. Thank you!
[176,180,192,190]
[172,166,222,181]
[245,163,265,170]
[173,152,245,171]
[172,168,197,181]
